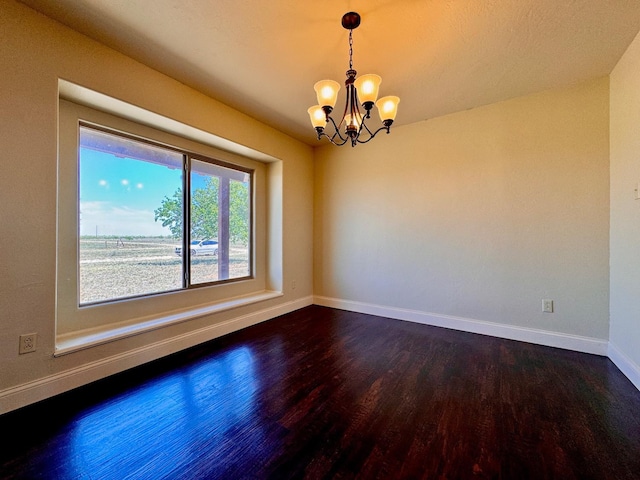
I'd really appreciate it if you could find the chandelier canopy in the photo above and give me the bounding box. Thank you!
[308,12,400,147]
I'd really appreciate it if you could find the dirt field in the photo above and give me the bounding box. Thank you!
[79,237,249,304]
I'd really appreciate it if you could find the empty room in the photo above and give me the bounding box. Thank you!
[1,1,640,478]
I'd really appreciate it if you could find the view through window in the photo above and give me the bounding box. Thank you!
[79,125,252,305]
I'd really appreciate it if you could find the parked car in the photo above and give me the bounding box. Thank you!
[175,240,218,256]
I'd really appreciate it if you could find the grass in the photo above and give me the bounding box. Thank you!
[79,237,250,304]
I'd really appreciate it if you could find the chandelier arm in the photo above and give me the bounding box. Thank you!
[355,125,391,144]
[326,114,349,143]
[347,85,362,147]
[358,115,376,138]
[319,129,350,146]
[337,80,353,132]
[350,83,361,123]
[329,132,350,146]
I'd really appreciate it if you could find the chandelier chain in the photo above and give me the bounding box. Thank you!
[348,29,353,70]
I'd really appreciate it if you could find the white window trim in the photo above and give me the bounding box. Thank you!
[55,290,283,356]
[59,79,277,163]
[56,81,283,354]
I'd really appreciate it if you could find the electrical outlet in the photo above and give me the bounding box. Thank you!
[292,280,297,290]
[19,333,37,354]
[542,299,554,313]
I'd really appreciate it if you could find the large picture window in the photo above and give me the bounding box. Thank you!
[78,125,252,305]
[56,91,279,354]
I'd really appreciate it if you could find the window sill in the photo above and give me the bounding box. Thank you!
[55,290,283,356]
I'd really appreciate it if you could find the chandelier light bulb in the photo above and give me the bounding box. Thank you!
[354,74,381,106]
[376,96,400,122]
[344,113,362,130]
[307,105,327,128]
[314,80,340,108]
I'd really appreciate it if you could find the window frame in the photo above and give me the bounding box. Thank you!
[185,154,254,289]
[57,99,270,347]
[77,122,255,306]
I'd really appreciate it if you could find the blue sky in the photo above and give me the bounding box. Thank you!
[79,148,187,236]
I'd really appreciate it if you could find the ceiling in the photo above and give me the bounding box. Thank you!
[19,0,640,146]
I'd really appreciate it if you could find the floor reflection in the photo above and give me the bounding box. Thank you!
[67,346,260,479]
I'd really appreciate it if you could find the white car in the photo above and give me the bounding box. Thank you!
[175,240,218,256]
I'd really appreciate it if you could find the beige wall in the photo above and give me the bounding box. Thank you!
[610,29,640,381]
[2,0,637,411]
[315,77,610,341]
[0,1,313,410]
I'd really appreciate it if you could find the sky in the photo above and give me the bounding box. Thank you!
[79,148,211,237]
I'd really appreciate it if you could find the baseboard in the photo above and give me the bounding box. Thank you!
[0,295,313,414]
[4,296,634,414]
[314,295,609,356]
[608,341,640,391]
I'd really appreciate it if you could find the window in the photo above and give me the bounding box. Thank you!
[56,95,278,351]
[78,125,252,305]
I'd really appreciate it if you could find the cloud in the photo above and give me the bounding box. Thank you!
[80,201,171,236]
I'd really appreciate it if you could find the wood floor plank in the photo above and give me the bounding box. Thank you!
[1,305,639,479]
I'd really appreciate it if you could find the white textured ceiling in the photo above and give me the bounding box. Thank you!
[19,0,640,145]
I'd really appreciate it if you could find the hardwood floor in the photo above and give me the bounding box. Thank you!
[1,305,639,479]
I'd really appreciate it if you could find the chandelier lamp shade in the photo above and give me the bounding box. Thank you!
[308,12,400,147]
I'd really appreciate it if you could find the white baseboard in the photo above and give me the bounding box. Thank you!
[0,295,313,414]
[4,295,637,414]
[314,295,609,356]
[608,341,640,391]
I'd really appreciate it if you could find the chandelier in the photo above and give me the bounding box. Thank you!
[307,12,400,147]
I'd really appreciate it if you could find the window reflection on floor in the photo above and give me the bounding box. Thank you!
[67,346,259,478]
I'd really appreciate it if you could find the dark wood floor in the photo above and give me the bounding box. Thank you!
[1,305,639,479]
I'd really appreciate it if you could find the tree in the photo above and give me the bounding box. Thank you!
[154,177,249,245]
[229,180,249,245]
[154,188,182,238]
[191,177,219,240]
